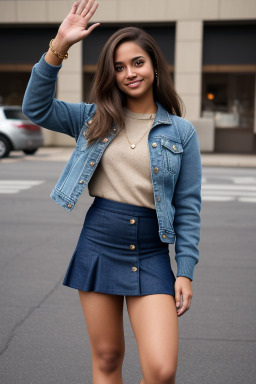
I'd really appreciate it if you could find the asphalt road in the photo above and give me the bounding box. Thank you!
[0,155,256,384]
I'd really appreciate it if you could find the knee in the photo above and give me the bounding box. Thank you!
[149,363,177,384]
[158,366,176,384]
[96,348,124,373]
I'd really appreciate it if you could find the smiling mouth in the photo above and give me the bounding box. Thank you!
[126,80,143,88]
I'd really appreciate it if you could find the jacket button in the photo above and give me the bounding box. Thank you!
[172,145,177,151]
[79,180,85,184]
[154,167,159,174]
[162,234,166,239]
[67,203,72,208]
[152,142,157,148]
[130,245,135,250]
[103,138,108,143]
[157,196,161,202]
[88,119,93,125]
[90,161,95,166]
[132,266,137,272]
[130,219,136,224]
[83,131,87,137]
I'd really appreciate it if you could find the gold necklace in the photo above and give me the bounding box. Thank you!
[124,117,155,149]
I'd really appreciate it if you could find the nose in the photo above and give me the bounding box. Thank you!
[126,66,136,78]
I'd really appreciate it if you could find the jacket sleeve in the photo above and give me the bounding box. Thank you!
[172,124,202,281]
[22,53,96,140]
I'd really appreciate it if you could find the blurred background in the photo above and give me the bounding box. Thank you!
[0,0,256,153]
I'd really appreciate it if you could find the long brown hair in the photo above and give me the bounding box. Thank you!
[87,27,184,146]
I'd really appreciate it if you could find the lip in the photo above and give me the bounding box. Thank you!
[126,80,143,88]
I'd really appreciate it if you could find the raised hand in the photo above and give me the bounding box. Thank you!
[57,0,100,47]
[45,0,100,65]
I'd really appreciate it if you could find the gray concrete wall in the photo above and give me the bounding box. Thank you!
[1,1,256,23]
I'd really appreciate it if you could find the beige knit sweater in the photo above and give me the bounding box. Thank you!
[88,108,156,209]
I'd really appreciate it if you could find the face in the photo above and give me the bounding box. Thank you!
[114,41,155,102]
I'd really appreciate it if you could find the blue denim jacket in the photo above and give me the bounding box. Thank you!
[22,53,202,281]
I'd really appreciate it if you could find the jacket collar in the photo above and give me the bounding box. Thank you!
[153,101,172,127]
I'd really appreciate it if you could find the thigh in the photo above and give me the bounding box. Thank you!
[78,291,125,355]
[125,294,178,376]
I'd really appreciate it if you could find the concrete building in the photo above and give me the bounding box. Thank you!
[0,0,256,153]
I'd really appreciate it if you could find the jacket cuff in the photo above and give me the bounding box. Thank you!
[35,52,63,79]
[176,257,197,281]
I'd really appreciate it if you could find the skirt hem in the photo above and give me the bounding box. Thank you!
[62,282,175,297]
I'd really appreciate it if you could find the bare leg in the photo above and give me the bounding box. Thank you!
[78,290,125,384]
[126,294,178,384]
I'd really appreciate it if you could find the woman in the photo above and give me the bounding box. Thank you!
[23,1,202,383]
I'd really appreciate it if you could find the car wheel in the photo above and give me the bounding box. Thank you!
[0,136,11,158]
[23,148,38,155]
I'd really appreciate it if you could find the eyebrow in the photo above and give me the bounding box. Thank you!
[114,56,145,65]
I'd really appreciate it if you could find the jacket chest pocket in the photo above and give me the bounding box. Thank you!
[161,138,183,174]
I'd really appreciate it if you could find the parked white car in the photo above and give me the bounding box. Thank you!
[0,105,44,158]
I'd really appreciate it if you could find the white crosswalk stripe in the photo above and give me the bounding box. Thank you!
[1,178,255,203]
[203,184,256,191]
[202,176,256,203]
[230,177,256,184]
[239,197,256,203]
[0,180,44,194]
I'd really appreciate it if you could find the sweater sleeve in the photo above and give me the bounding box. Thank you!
[172,124,202,281]
[22,53,96,140]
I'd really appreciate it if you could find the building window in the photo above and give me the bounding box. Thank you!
[202,73,255,131]
[0,71,31,105]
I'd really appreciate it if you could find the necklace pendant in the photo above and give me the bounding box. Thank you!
[131,144,136,149]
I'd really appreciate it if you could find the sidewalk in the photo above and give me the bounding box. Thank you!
[38,147,256,168]
[200,152,256,168]
[4,147,256,168]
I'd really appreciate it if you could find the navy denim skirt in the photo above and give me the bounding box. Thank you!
[63,197,175,296]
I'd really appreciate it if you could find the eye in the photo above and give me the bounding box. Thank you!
[115,66,123,72]
[135,60,144,66]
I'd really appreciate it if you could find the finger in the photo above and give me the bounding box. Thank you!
[177,294,188,316]
[175,289,181,309]
[83,0,99,20]
[80,0,94,17]
[70,1,79,15]
[177,295,190,316]
[76,0,89,15]
[177,302,186,316]
[87,22,101,33]
[82,22,100,37]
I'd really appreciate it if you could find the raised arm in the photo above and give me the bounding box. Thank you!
[22,0,100,139]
